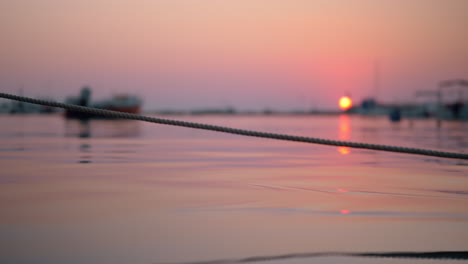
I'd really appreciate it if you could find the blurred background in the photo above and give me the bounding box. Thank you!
[0,0,467,113]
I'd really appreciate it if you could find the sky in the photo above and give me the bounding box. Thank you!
[1,0,467,111]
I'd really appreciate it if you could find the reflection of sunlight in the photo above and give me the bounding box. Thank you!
[340,209,350,214]
[336,188,349,192]
[339,115,350,139]
[338,147,350,155]
[338,115,351,155]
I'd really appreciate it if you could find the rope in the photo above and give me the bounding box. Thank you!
[156,251,468,264]
[1,92,467,160]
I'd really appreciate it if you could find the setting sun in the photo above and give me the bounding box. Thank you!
[339,96,353,111]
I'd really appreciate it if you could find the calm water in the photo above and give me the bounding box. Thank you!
[0,114,467,264]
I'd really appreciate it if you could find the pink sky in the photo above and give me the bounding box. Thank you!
[1,0,467,110]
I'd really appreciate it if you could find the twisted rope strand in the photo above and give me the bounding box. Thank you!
[156,251,468,264]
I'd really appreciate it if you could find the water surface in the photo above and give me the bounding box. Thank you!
[0,114,467,264]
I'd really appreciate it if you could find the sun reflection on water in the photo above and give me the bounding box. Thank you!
[338,114,351,155]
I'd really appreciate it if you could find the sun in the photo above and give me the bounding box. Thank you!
[339,96,353,111]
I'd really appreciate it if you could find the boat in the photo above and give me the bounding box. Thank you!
[65,86,142,119]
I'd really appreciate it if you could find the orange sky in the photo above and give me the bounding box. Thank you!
[1,0,467,110]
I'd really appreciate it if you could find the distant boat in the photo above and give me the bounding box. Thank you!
[65,86,142,119]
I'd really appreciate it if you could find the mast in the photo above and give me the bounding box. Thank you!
[374,60,380,101]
